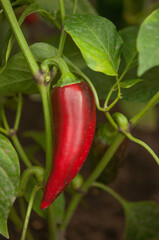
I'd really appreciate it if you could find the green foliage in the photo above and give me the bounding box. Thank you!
[124,201,159,240]
[0,43,58,96]
[0,134,20,238]
[65,15,123,76]
[137,9,159,76]
[1,1,159,239]
[120,79,143,88]
[122,67,159,102]
[14,0,97,17]
[119,26,138,71]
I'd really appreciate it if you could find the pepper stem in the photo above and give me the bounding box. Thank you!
[41,57,80,87]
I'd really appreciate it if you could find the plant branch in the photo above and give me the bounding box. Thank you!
[20,185,42,240]
[104,82,117,108]
[0,127,8,135]
[105,112,118,130]
[1,105,10,130]
[14,93,23,131]
[1,105,32,167]
[12,135,32,168]
[48,205,58,240]
[73,0,78,14]
[19,166,44,197]
[124,132,159,165]
[57,0,78,58]
[130,91,159,126]
[92,182,126,207]
[57,0,66,57]
[9,207,34,240]
[39,85,53,181]
[105,76,121,111]
[71,67,104,111]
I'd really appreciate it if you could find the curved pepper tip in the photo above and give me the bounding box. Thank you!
[40,201,50,210]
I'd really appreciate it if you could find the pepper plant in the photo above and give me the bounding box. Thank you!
[0,0,159,240]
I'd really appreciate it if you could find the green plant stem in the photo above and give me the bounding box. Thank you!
[20,185,41,240]
[57,0,78,58]
[73,0,78,14]
[39,85,53,181]
[104,82,117,108]
[71,67,104,111]
[60,133,124,231]
[1,106,10,130]
[104,57,136,109]
[130,91,159,126]
[105,112,118,130]
[9,207,34,240]
[118,52,137,81]
[57,0,66,57]
[82,133,124,191]
[59,0,65,24]
[0,127,8,135]
[12,135,32,168]
[0,0,39,77]
[18,198,27,220]
[124,132,159,165]
[57,30,67,57]
[1,105,32,167]
[19,166,44,197]
[14,93,23,131]
[105,76,121,111]
[48,205,58,240]
[92,182,126,207]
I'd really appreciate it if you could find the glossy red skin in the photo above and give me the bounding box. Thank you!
[41,82,96,209]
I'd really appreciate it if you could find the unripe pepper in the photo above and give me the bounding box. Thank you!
[41,81,96,209]
[90,120,127,184]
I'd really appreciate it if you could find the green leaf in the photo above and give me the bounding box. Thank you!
[36,0,97,15]
[119,26,138,71]
[137,9,159,76]
[65,15,123,76]
[14,0,97,17]
[122,66,159,102]
[1,42,157,102]
[72,0,98,15]
[124,201,159,240]
[120,79,143,88]
[23,131,46,151]
[0,43,58,96]
[0,134,20,239]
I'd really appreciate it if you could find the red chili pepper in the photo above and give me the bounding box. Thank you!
[41,81,96,209]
